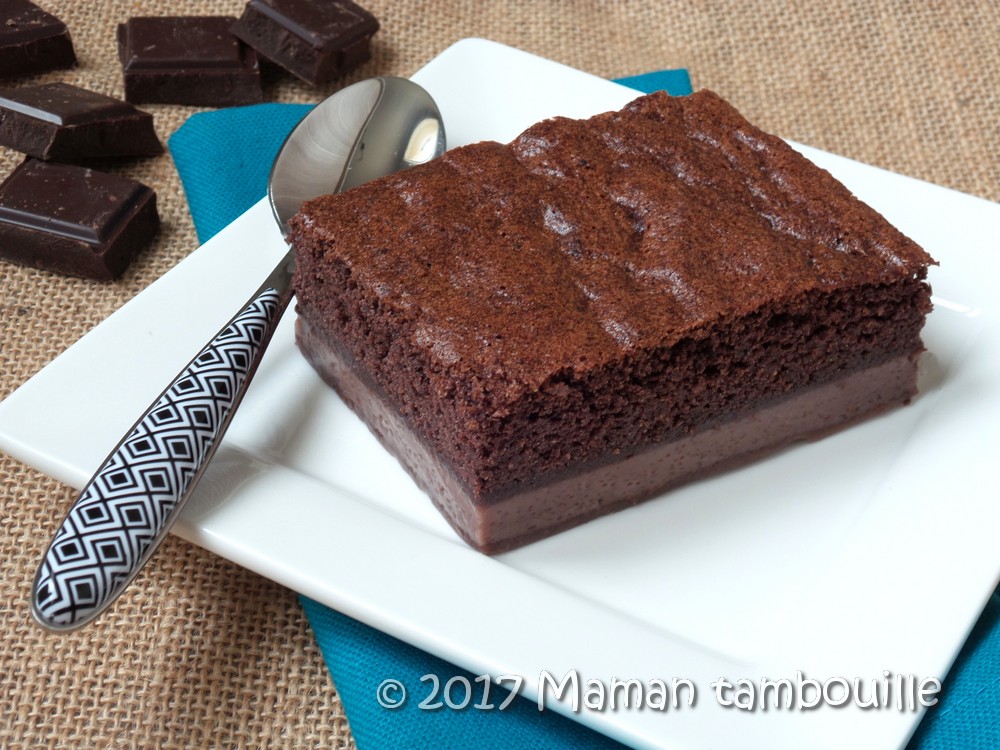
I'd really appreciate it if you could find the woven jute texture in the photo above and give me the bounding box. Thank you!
[2,1,998,748]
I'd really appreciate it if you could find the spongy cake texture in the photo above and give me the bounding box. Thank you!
[290,89,933,512]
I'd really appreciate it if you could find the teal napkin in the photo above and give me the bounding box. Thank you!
[168,71,998,749]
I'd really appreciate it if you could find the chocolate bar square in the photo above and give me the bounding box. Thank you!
[0,159,159,280]
[117,16,263,107]
[0,82,163,160]
[230,0,379,86]
[0,0,76,78]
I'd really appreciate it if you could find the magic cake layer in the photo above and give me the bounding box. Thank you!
[289,89,934,551]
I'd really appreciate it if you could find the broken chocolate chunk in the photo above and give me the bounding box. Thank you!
[0,0,76,78]
[0,158,159,280]
[230,0,379,86]
[0,82,163,160]
[117,16,263,107]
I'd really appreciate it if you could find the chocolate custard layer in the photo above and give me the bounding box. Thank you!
[289,89,934,552]
[298,316,920,553]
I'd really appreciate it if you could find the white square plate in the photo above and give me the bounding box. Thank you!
[2,39,999,750]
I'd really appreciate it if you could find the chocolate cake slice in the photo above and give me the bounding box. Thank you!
[289,90,935,554]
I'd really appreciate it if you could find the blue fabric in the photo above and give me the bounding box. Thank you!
[169,102,312,244]
[299,597,627,749]
[613,69,693,95]
[167,71,999,749]
[906,589,1000,749]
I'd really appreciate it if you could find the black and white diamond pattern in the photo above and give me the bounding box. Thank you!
[33,289,282,629]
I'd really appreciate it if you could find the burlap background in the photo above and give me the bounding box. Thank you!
[2,1,997,747]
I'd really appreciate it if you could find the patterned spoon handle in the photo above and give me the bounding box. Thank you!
[31,282,290,631]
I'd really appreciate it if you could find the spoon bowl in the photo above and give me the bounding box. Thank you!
[31,77,446,632]
[270,77,445,234]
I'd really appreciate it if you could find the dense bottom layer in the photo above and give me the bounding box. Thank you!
[298,316,921,554]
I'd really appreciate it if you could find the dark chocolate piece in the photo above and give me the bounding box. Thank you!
[0,82,163,160]
[0,158,158,280]
[230,0,379,86]
[117,16,263,107]
[0,0,76,78]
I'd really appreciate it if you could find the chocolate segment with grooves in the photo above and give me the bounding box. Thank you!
[0,82,163,160]
[229,0,379,85]
[117,16,263,107]
[0,0,76,79]
[0,158,159,280]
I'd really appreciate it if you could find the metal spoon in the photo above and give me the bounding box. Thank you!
[31,77,446,632]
